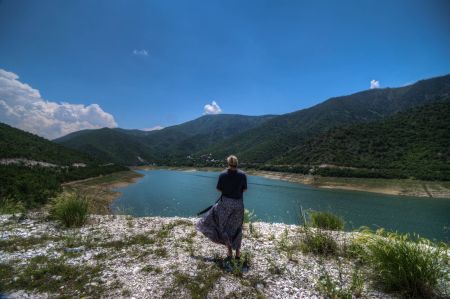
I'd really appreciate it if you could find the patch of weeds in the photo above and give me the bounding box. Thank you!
[165,219,193,229]
[300,228,338,256]
[0,234,56,252]
[277,227,301,260]
[357,229,450,298]
[141,265,162,274]
[102,233,155,249]
[172,263,222,299]
[230,251,252,277]
[0,197,26,214]
[127,219,134,228]
[49,192,89,227]
[121,289,132,296]
[129,234,155,246]
[316,263,364,299]
[266,256,285,275]
[156,226,171,240]
[0,256,104,297]
[94,252,108,260]
[244,209,255,224]
[153,247,168,258]
[308,210,345,231]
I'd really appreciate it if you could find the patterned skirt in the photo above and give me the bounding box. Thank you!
[196,196,244,250]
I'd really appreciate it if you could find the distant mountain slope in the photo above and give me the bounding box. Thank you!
[55,114,276,165]
[54,128,156,165]
[203,74,450,163]
[0,123,126,207]
[275,99,450,180]
[0,123,96,165]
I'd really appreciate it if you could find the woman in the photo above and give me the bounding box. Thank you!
[196,155,247,260]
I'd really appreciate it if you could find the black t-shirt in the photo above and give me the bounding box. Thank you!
[216,169,247,199]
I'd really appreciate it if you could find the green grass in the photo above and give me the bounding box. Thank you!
[300,229,338,256]
[308,210,344,231]
[172,263,222,299]
[356,229,450,298]
[49,192,89,227]
[0,234,57,252]
[0,197,26,214]
[0,255,105,297]
[317,267,364,299]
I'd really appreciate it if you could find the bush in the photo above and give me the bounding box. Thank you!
[357,229,449,298]
[0,197,25,214]
[243,209,255,224]
[300,229,338,256]
[49,193,89,227]
[309,211,345,231]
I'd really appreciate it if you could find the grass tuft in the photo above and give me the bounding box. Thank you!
[49,192,89,227]
[308,210,345,231]
[356,229,449,298]
[300,229,338,256]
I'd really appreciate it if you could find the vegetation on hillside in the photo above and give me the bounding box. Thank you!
[277,100,450,180]
[52,75,450,181]
[55,114,275,165]
[0,123,126,208]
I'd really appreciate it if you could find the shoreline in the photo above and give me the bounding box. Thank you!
[63,171,144,214]
[133,166,450,199]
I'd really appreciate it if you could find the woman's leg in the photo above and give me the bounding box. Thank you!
[227,245,232,258]
[235,248,240,258]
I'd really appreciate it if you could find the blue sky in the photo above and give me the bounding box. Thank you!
[0,0,449,138]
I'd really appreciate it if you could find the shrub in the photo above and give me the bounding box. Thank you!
[49,193,89,227]
[0,197,25,214]
[300,229,338,256]
[358,229,449,298]
[309,210,344,231]
[243,209,255,224]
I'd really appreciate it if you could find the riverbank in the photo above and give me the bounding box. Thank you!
[1,213,397,298]
[133,166,450,199]
[63,171,143,214]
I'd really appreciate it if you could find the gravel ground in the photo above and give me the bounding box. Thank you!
[0,214,397,298]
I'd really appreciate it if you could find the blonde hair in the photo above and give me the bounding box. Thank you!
[227,155,238,168]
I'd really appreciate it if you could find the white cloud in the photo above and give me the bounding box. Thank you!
[370,79,380,89]
[0,69,118,140]
[142,125,164,131]
[132,49,149,56]
[203,101,222,115]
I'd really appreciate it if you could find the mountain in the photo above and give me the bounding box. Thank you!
[274,99,450,180]
[0,123,126,207]
[55,114,276,165]
[54,128,157,165]
[53,73,450,180]
[202,74,450,163]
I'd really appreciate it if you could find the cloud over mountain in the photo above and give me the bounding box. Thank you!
[370,79,380,89]
[203,101,222,114]
[0,69,117,140]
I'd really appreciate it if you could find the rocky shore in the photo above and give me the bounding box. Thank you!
[0,214,396,298]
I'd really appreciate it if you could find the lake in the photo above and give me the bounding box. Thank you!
[111,170,450,241]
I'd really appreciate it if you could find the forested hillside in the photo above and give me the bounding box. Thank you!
[202,74,450,162]
[55,114,275,165]
[51,74,450,181]
[0,123,126,208]
[275,99,450,180]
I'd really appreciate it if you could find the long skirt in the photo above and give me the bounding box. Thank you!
[196,196,244,250]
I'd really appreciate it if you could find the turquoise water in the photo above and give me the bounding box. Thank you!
[111,170,450,241]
